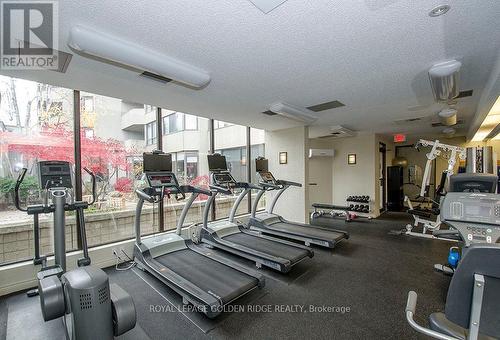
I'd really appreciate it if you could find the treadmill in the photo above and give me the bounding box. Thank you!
[198,154,313,273]
[247,157,349,248]
[134,152,264,318]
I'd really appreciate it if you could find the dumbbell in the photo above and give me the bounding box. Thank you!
[349,204,354,210]
[363,205,369,213]
[354,204,360,211]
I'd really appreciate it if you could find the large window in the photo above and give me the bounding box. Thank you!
[79,91,158,246]
[163,112,198,134]
[171,151,199,183]
[161,113,209,230]
[0,75,267,266]
[214,124,249,218]
[214,120,233,129]
[0,75,75,265]
[251,128,266,211]
[145,121,157,145]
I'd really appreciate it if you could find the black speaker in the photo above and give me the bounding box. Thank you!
[387,166,404,211]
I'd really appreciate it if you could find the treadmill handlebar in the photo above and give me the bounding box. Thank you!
[209,185,232,195]
[236,182,261,190]
[135,188,157,203]
[258,182,281,190]
[277,180,302,188]
[180,185,212,196]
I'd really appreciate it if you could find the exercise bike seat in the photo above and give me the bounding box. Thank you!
[429,312,497,340]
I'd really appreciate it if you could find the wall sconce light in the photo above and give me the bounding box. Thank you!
[348,154,356,165]
[279,152,288,164]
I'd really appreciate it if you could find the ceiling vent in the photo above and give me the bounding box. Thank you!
[14,40,72,73]
[140,71,172,83]
[456,89,473,98]
[394,116,426,125]
[269,102,318,124]
[262,110,277,116]
[327,125,356,139]
[53,50,72,73]
[307,100,345,112]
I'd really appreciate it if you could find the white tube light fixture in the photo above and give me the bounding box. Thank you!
[68,25,210,88]
[269,102,318,124]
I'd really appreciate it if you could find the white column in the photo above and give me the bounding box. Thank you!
[265,126,309,223]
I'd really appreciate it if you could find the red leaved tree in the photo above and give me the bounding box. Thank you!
[8,126,133,200]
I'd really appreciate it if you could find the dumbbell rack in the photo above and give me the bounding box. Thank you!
[346,195,371,217]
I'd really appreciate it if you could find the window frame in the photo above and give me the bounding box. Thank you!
[0,76,264,268]
[163,112,198,135]
[145,121,157,145]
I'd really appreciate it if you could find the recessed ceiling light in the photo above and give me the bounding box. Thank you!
[429,5,450,17]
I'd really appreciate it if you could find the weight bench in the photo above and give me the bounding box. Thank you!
[311,203,352,222]
[407,208,439,220]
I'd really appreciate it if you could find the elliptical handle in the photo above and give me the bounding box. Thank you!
[14,168,28,212]
[83,167,97,205]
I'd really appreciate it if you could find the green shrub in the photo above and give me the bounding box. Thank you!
[0,176,39,201]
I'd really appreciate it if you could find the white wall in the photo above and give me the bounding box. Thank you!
[308,139,333,207]
[265,126,309,223]
[330,134,378,216]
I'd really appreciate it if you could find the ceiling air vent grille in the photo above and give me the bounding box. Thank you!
[456,90,473,98]
[140,71,172,83]
[307,100,345,112]
[262,110,277,116]
[16,41,72,73]
[394,116,426,125]
[324,125,356,139]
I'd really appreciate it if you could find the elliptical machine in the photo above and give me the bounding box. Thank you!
[15,161,136,339]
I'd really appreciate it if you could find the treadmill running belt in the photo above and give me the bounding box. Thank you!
[223,233,309,263]
[155,249,257,304]
[268,222,346,242]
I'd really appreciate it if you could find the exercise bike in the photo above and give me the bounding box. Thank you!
[405,192,500,340]
[15,161,136,340]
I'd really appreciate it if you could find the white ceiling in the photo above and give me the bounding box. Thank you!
[2,0,499,138]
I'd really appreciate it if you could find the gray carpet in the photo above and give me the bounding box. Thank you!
[0,212,454,340]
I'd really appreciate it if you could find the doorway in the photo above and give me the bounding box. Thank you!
[379,142,387,212]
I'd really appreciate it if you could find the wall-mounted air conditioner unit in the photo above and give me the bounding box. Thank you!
[309,149,335,158]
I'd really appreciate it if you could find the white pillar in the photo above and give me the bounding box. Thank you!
[265,126,309,223]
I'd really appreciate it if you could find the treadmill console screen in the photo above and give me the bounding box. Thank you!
[255,158,268,172]
[208,154,228,171]
[259,171,276,184]
[144,152,172,172]
[213,172,236,185]
[146,173,179,190]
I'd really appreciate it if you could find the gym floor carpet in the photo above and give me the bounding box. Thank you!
[0,212,453,340]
